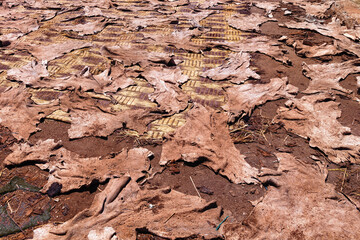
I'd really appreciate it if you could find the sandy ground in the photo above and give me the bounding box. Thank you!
[0,0,360,239]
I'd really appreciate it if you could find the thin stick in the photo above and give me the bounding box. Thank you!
[164,213,175,223]
[7,205,25,235]
[190,176,201,198]
[340,168,347,192]
[328,168,346,171]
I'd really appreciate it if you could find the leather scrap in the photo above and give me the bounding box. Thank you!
[223,153,360,239]
[276,94,360,164]
[201,52,260,84]
[33,177,222,240]
[302,59,360,94]
[4,139,153,192]
[160,104,258,184]
[222,77,298,119]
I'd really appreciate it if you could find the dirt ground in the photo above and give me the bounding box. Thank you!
[1,0,360,239]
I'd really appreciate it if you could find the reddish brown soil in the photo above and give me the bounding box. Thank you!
[145,160,265,223]
[29,120,137,158]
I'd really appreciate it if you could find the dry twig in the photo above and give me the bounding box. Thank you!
[190,176,201,199]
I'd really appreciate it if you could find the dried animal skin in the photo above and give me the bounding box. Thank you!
[6,60,49,85]
[68,110,122,139]
[105,77,135,92]
[70,67,112,92]
[4,139,153,192]
[282,19,360,57]
[82,6,130,19]
[160,104,258,184]
[33,178,222,240]
[0,87,57,140]
[201,52,260,84]
[222,77,298,118]
[87,227,117,240]
[332,0,360,29]
[21,0,64,8]
[4,139,61,166]
[294,41,342,58]
[100,45,173,67]
[142,66,188,85]
[58,17,107,36]
[223,153,360,239]
[196,0,227,9]
[0,28,23,42]
[148,86,188,114]
[42,147,153,192]
[297,42,341,57]
[142,66,189,113]
[173,9,215,28]
[213,36,290,64]
[22,40,92,61]
[0,18,39,35]
[253,1,279,13]
[302,59,360,94]
[283,0,334,17]
[142,28,207,52]
[58,90,110,114]
[24,66,132,93]
[275,94,360,163]
[22,67,109,92]
[76,0,113,8]
[27,0,113,8]
[125,15,175,30]
[147,0,189,7]
[102,65,136,92]
[68,108,161,139]
[83,6,106,17]
[228,13,276,32]
[0,6,55,34]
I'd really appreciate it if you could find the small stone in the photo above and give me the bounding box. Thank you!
[229,190,236,197]
[277,147,292,153]
[278,36,288,42]
[47,182,62,197]
[197,186,214,195]
[356,76,360,92]
[284,10,292,15]
[284,139,297,147]
[61,204,69,216]
[310,155,320,161]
